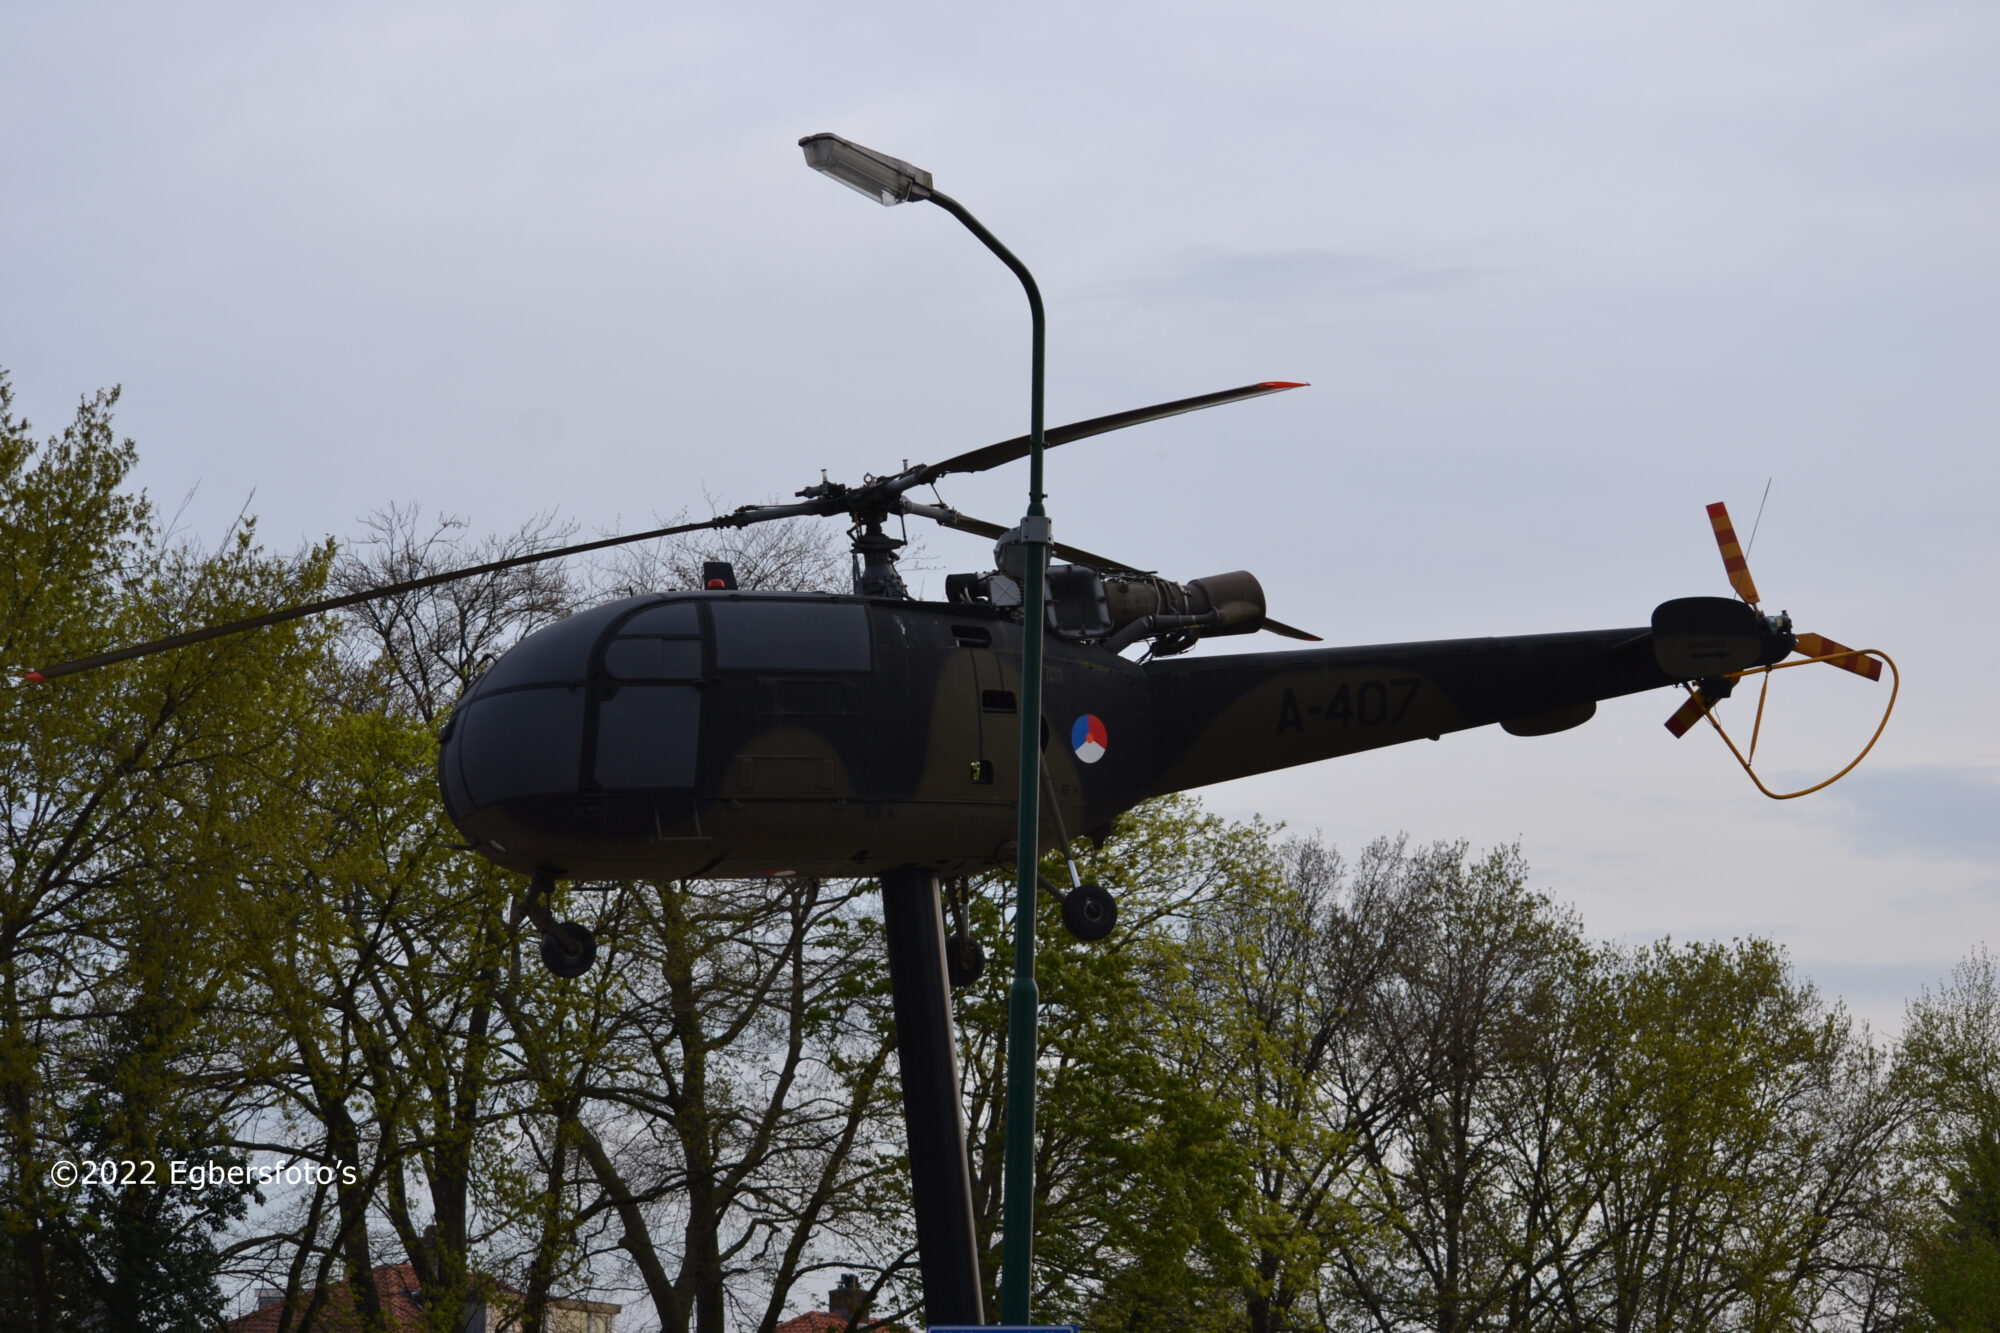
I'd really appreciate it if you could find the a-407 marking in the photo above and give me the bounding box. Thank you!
[1277,678,1421,734]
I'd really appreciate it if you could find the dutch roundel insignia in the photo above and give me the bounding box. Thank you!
[1071,714,1108,764]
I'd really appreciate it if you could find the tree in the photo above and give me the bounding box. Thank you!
[51,909,254,1333]
[1036,818,1908,1333]
[935,797,1279,1327]
[1301,839,1588,1333]
[329,503,582,724]
[1,370,329,1330]
[1166,831,1411,1333]
[590,511,851,602]
[1537,938,1902,1333]
[291,506,906,1332]
[1901,948,2000,1332]
[494,873,903,1333]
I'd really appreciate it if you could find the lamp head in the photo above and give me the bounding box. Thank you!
[799,133,933,205]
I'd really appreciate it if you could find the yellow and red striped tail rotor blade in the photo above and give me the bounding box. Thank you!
[1794,632,1883,682]
[1664,693,1710,738]
[1706,501,1762,604]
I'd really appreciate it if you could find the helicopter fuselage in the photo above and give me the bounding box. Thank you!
[437,589,1731,881]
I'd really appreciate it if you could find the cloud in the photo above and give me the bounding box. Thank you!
[1812,764,2000,862]
[1074,245,1495,312]
[1800,958,1964,1032]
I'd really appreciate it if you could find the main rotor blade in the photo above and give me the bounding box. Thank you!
[21,511,755,684]
[1706,501,1762,605]
[917,380,1307,483]
[1263,618,1323,642]
[899,501,1144,571]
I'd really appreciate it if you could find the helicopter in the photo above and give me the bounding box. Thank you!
[20,370,1892,1333]
[21,379,1888,974]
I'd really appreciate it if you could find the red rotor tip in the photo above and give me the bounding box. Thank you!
[1259,381,1308,389]
[22,670,45,684]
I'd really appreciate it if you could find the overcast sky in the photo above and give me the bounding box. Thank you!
[5,1,1996,1031]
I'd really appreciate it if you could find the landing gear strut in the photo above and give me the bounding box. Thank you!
[943,877,987,988]
[1038,755,1118,943]
[519,873,598,977]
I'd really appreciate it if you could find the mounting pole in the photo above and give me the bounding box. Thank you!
[879,868,985,1325]
[923,187,1048,1324]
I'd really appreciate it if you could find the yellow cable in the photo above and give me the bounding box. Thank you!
[1682,649,1899,801]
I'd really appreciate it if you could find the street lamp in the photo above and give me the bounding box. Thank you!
[802,131,1050,1327]
[799,134,933,205]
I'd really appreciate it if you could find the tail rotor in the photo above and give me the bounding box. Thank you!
[1659,499,1896,799]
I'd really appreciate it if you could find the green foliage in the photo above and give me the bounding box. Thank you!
[1909,1124,2000,1332]
[953,796,1271,1327]
[1,369,331,1329]
[1902,949,2000,1332]
[50,928,251,1332]
[951,808,1908,1333]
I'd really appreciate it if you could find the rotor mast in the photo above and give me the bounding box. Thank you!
[849,510,910,599]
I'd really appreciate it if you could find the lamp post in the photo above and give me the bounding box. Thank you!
[802,132,1048,1325]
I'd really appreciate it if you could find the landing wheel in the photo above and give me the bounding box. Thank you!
[946,931,986,988]
[539,922,598,978]
[1062,883,1116,942]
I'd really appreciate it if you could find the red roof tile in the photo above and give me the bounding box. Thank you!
[228,1263,427,1333]
[775,1314,850,1333]
[227,1262,555,1332]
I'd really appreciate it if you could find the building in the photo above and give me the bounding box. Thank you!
[773,1316,853,1333]
[774,1273,888,1333]
[226,1262,618,1333]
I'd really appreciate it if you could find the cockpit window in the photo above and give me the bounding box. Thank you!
[604,639,704,681]
[710,601,870,672]
[475,597,651,693]
[615,601,700,636]
[596,685,700,789]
